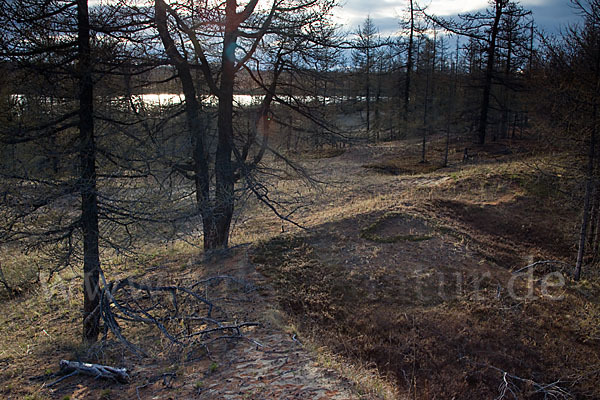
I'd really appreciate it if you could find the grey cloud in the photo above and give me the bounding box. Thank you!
[337,0,583,36]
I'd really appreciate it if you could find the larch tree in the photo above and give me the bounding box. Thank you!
[0,0,102,342]
[352,15,380,138]
[538,0,600,280]
[403,0,416,135]
[153,0,338,250]
[0,0,167,342]
[426,0,530,144]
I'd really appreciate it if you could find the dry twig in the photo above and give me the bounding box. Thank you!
[512,260,571,274]
[97,270,261,359]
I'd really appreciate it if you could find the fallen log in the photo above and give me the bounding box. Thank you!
[46,360,129,387]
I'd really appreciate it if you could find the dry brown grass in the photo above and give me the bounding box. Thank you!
[248,135,600,399]
[1,134,597,399]
[251,229,600,399]
[0,244,271,399]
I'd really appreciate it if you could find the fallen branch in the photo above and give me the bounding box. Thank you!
[513,260,571,275]
[494,368,571,400]
[97,270,261,359]
[463,359,572,400]
[46,360,129,387]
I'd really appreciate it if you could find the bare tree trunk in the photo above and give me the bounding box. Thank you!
[421,68,429,164]
[155,0,214,249]
[422,29,437,163]
[528,21,534,74]
[574,32,600,281]
[511,112,518,139]
[430,28,437,116]
[78,0,101,343]
[501,31,513,140]
[366,46,371,136]
[286,113,292,152]
[575,105,598,279]
[575,127,595,281]
[477,0,504,145]
[375,58,382,141]
[154,0,319,250]
[592,151,600,262]
[402,0,415,137]
[444,40,460,168]
[593,189,600,261]
[588,185,599,249]
[421,36,434,163]
[208,0,238,249]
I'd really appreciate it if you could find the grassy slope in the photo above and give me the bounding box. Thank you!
[1,136,600,399]
[250,137,600,399]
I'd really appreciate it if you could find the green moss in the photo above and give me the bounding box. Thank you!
[208,362,218,374]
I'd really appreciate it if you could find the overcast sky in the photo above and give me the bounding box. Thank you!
[333,0,584,37]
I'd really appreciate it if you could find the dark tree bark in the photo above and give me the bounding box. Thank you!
[500,25,513,140]
[588,185,600,251]
[155,0,246,250]
[421,29,436,163]
[210,0,238,249]
[366,50,371,135]
[571,1,600,280]
[403,0,415,133]
[575,112,596,281]
[155,0,316,250]
[154,0,215,249]
[575,49,600,281]
[477,0,505,145]
[593,189,600,261]
[78,0,101,343]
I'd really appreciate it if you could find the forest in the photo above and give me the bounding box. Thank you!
[0,0,599,398]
